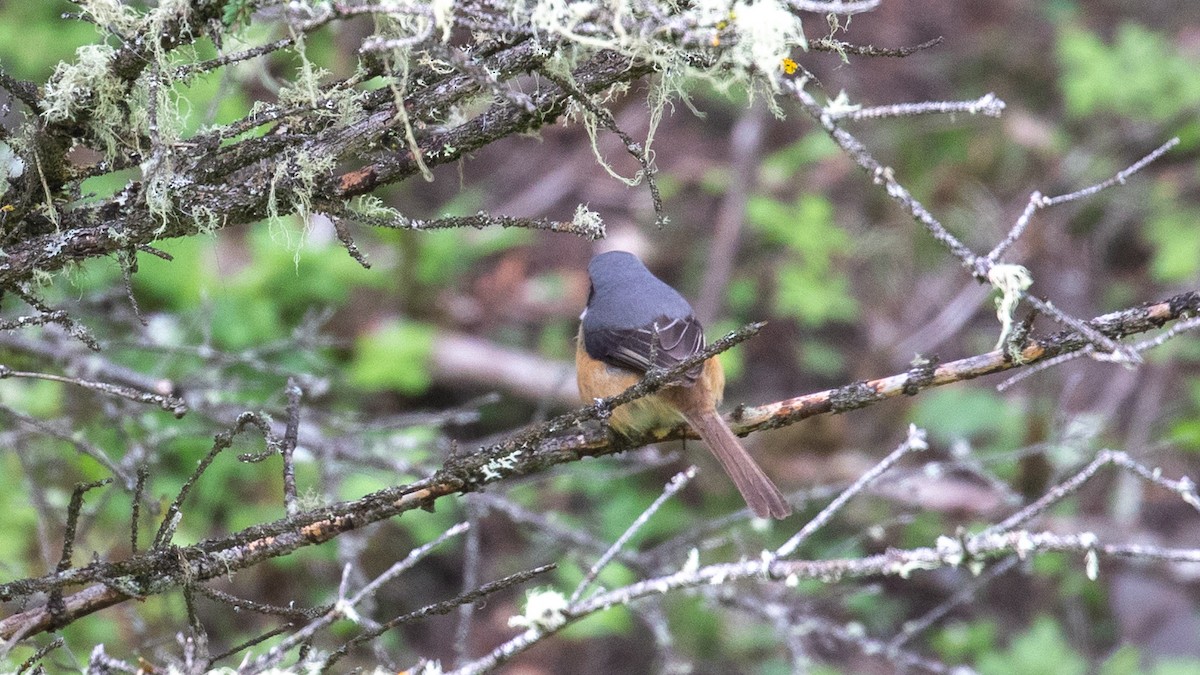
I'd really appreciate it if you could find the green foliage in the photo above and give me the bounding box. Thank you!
[133,235,218,309]
[977,616,1087,675]
[1100,645,1143,675]
[746,193,857,326]
[247,223,384,309]
[1058,23,1200,127]
[797,338,844,378]
[739,128,854,329]
[1145,199,1200,283]
[0,378,62,418]
[135,224,383,349]
[0,2,96,79]
[348,319,436,395]
[222,0,256,28]
[1167,378,1200,452]
[758,133,840,191]
[909,388,1025,454]
[931,619,999,665]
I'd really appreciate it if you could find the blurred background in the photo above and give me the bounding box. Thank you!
[1,0,1199,672]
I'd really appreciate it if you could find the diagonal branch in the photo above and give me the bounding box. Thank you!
[0,291,1196,640]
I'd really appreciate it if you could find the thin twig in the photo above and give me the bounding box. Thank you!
[809,35,943,57]
[450,528,1200,675]
[570,467,696,604]
[130,465,148,554]
[15,636,64,675]
[1043,137,1181,207]
[153,412,277,548]
[325,563,557,671]
[540,69,666,227]
[784,79,1177,363]
[243,522,470,673]
[282,378,303,515]
[454,497,485,667]
[0,365,186,417]
[191,583,329,620]
[776,426,927,558]
[978,449,1200,539]
[828,93,1004,121]
[787,0,881,14]
[887,556,1019,651]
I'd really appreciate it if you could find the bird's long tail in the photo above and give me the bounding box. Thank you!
[680,407,792,519]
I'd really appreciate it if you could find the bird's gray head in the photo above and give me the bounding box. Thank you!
[583,251,694,329]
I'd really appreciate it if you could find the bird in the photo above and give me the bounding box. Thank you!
[575,250,791,519]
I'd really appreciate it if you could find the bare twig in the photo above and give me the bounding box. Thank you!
[352,211,606,240]
[450,526,1199,675]
[130,466,148,555]
[0,365,186,417]
[15,636,64,675]
[326,563,557,671]
[809,35,944,57]
[0,404,126,481]
[540,69,666,227]
[887,556,1019,651]
[570,467,696,604]
[979,449,1200,539]
[454,497,485,667]
[776,426,927,557]
[282,378,303,515]
[152,412,278,549]
[243,522,469,673]
[784,79,1178,363]
[787,0,881,14]
[192,582,327,620]
[827,93,1005,121]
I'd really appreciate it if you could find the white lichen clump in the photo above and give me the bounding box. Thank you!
[508,588,569,631]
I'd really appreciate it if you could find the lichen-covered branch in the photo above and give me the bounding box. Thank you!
[1,290,1195,641]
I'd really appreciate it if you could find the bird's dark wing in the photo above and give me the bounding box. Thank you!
[587,315,706,381]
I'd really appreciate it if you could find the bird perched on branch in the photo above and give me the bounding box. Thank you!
[576,250,791,519]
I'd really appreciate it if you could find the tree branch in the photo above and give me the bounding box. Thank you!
[2,291,1196,640]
